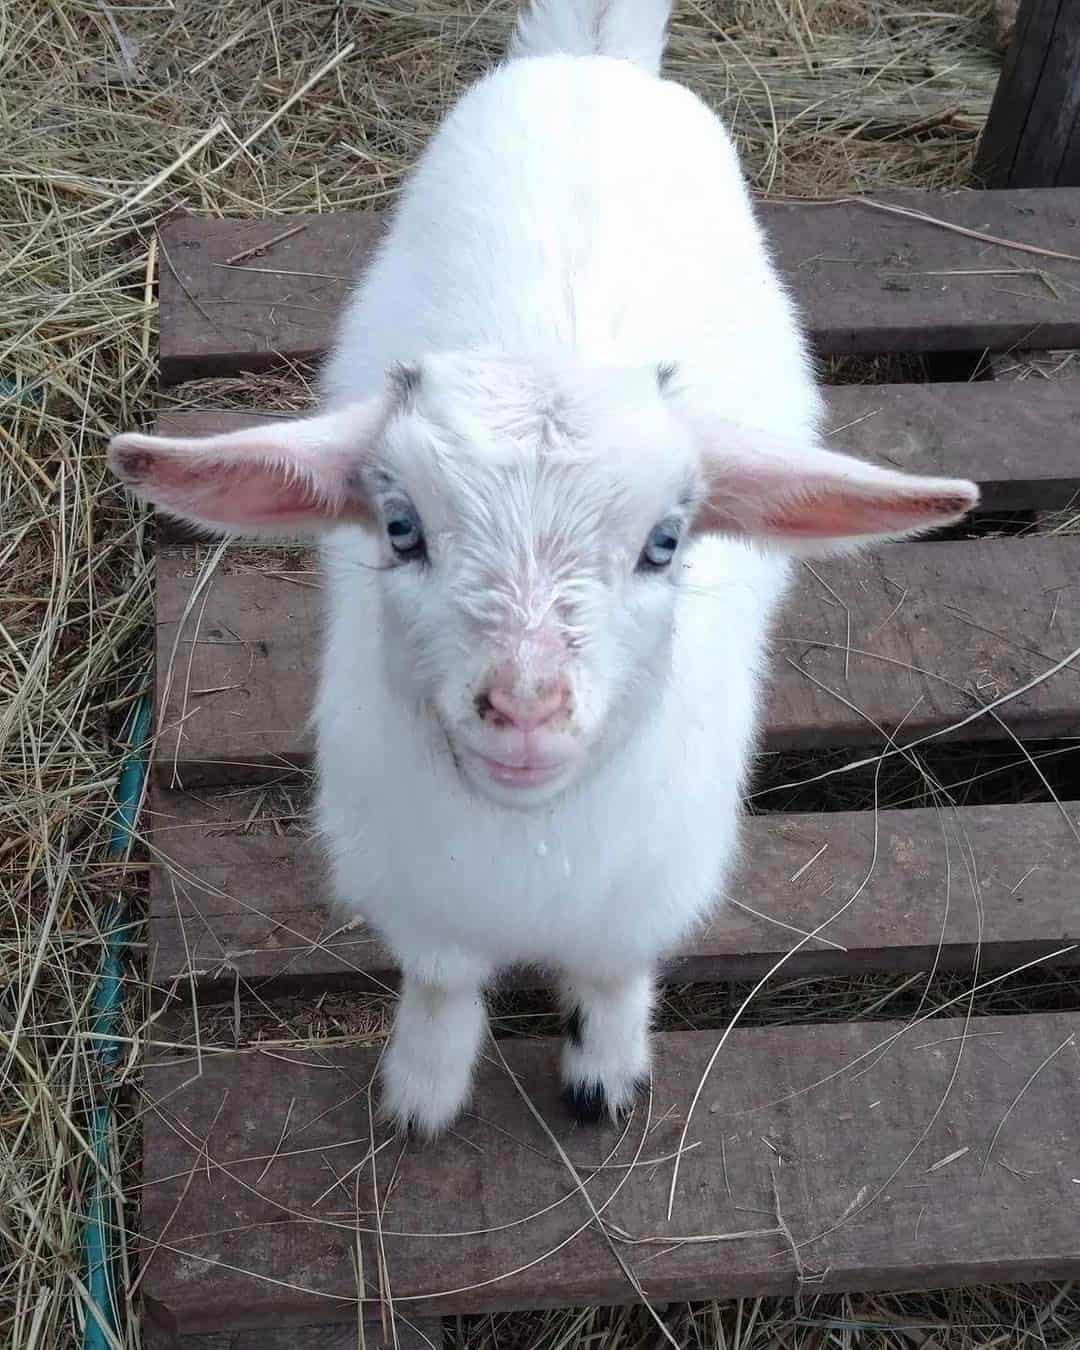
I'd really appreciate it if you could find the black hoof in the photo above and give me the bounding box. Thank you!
[561,1075,650,1124]
[379,1113,419,1140]
[561,1080,607,1123]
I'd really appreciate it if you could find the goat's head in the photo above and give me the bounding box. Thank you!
[110,352,978,806]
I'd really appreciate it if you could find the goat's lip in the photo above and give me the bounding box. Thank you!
[477,754,568,788]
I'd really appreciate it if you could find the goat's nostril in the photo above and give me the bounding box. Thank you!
[482,684,568,731]
[475,690,513,729]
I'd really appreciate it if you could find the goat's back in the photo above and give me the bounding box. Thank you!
[322,55,819,439]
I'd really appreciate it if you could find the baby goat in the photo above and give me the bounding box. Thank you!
[110,0,977,1135]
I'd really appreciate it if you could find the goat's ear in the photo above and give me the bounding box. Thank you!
[687,416,978,553]
[107,400,386,536]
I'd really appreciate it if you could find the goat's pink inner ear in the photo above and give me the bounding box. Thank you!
[108,401,384,533]
[691,431,979,546]
[112,440,358,525]
[705,474,980,540]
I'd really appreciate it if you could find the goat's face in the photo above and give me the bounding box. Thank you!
[108,350,978,809]
[366,355,697,805]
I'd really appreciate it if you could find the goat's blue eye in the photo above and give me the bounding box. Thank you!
[385,504,425,560]
[639,519,681,571]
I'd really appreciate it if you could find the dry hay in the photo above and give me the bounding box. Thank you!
[450,1284,1080,1349]
[1,1,1071,1348]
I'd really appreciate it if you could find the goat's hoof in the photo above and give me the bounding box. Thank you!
[560,1075,648,1125]
[561,1080,607,1123]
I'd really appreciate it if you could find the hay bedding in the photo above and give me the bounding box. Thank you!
[8,2,1079,1347]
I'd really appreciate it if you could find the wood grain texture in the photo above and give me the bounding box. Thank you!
[148,785,1080,1000]
[152,536,1080,785]
[159,212,383,383]
[139,1013,1080,1333]
[975,0,1080,188]
[821,380,1080,512]
[157,190,1080,383]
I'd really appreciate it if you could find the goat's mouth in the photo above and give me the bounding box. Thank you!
[451,740,581,805]
[475,754,567,788]
[436,710,582,804]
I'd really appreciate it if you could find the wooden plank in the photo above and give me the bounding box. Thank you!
[146,780,392,999]
[148,786,1080,1000]
[819,380,1080,513]
[153,536,1080,785]
[157,191,1080,383]
[139,1011,1080,1333]
[158,213,383,384]
[975,0,1080,188]
[764,190,1080,355]
[154,546,318,783]
[154,377,1080,535]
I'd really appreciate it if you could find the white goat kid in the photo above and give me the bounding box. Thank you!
[109,0,978,1136]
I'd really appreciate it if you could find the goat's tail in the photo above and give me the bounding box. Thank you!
[508,0,671,75]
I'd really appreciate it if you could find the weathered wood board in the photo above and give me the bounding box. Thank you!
[148,786,1080,999]
[144,170,1080,1340]
[158,190,1080,383]
[975,0,1080,188]
[821,380,1080,513]
[153,536,1080,784]
[158,212,383,383]
[140,1013,1080,1335]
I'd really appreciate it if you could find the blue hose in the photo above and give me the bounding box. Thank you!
[81,693,151,1350]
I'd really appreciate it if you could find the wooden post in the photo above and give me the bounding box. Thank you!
[974,0,1080,187]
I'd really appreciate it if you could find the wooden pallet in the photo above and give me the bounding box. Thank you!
[141,191,1080,1347]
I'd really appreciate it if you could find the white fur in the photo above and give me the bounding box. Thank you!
[508,0,671,72]
[316,7,819,1133]
[560,971,654,1116]
[109,0,978,1136]
[380,964,492,1133]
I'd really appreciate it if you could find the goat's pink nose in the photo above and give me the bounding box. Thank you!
[483,683,568,733]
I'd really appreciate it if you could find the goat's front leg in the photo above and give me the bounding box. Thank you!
[380,955,490,1137]
[558,968,653,1122]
